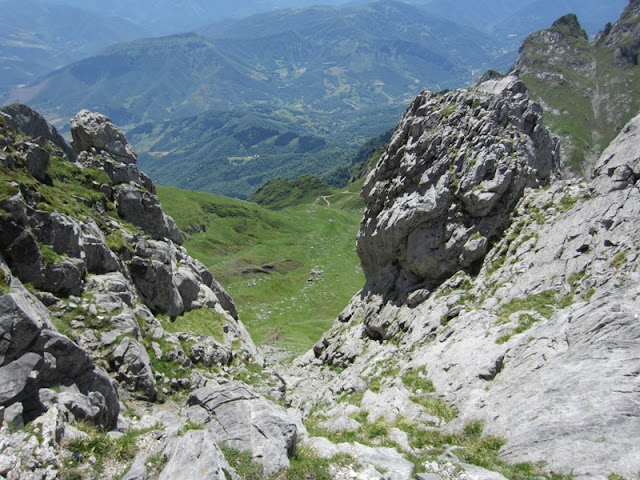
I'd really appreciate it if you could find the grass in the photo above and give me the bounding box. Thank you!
[410,395,457,422]
[105,230,132,254]
[157,185,364,352]
[496,314,539,344]
[39,243,63,265]
[160,308,226,343]
[61,423,154,479]
[497,290,572,324]
[0,268,9,294]
[402,366,435,393]
[221,444,354,480]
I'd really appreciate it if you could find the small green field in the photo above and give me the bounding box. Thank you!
[157,185,365,353]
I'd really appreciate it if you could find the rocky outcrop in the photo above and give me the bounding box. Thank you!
[188,381,298,476]
[595,0,640,65]
[159,430,239,480]
[357,74,556,299]
[516,5,640,175]
[288,81,640,478]
[0,103,75,161]
[0,260,119,430]
[70,110,137,164]
[0,106,265,479]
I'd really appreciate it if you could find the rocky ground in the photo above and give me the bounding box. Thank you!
[0,72,639,479]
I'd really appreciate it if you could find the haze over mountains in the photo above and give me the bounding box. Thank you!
[0,0,628,198]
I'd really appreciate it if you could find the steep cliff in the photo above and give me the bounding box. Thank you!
[0,105,298,479]
[287,75,640,478]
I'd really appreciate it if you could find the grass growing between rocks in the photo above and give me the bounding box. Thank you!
[0,268,9,293]
[222,445,354,480]
[399,419,572,480]
[160,308,226,343]
[497,290,573,324]
[61,423,156,480]
[402,366,435,393]
[157,185,364,352]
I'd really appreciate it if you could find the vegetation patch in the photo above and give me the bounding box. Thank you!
[61,423,154,479]
[0,268,9,294]
[402,366,435,393]
[158,186,364,351]
[105,229,132,254]
[497,290,573,324]
[496,314,539,344]
[161,308,225,342]
[410,395,457,422]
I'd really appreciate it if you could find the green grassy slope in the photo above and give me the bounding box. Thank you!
[157,185,364,352]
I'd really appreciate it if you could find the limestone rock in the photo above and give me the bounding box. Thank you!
[188,381,297,476]
[0,104,75,160]
[112,337,157,401]
[305,436,414,480]
[70,110,137,164]
[116,184,182,244]
[159,430,239,480]
[357,74,556,298]
[24,145,50,181]
[290,84,640,478]
[0,291,119,429]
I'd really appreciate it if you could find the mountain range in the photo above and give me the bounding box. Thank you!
[0,0,147,93]
[0,0,632,199]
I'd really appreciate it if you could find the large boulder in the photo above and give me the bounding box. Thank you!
[188,381,297,476]
[0,104,75,161]
[116,184,182,244]
[357,75,557,298]
[70,110,137,164]
[159,430,239,480]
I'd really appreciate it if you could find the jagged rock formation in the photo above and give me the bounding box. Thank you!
[515,3,640,175]
[357,75,556,299]
[0,105,299,479]
[595,0,640,65]
[287,75,640,478]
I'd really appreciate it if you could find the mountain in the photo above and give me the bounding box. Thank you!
[2,11,640,475]
[0,0,147,95]
[8,1,506,198]
[14,1,504,129]
[515,2,640,174]
[42,0,360,35]
[129,104,398,198]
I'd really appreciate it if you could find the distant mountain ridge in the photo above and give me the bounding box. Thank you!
[515,1,640,174]
[0,0,147,95]
[14,1,505,129]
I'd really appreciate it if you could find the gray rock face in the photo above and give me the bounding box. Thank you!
[116,184,183,245]
[70,110,137,164]
[357,75,557,298]
[159,430,239,480]
[0,104,75,161]
[0,291,119,428]
[305,436,414,480]
[24,145,50,181]
[592,113,640,193]
[112,337,157,401]
[188,381,298,476]
[289,97,640,477]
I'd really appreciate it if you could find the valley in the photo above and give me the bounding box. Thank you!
[157,182,365,351]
